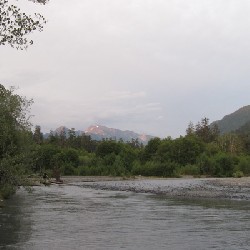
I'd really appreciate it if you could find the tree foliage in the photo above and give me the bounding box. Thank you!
[0,0,47,49]
[0,84,33,157]
[27,116,250,179]
[186,117,220,143]
[0,84,34,198]
[33,125,43,144]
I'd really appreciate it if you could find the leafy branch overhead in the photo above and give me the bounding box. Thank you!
[29,0,48,4]
[0,0,47,50]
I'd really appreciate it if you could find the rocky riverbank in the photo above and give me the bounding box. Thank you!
[63,176,250,201]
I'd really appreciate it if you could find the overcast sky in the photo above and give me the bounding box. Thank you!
[1,0,250,137]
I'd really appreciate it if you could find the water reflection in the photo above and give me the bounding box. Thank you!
[0,184,250,250]
[0,189,32,249]
[151,194,250,211]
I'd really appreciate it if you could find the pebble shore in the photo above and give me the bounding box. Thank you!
[62,176,250,201]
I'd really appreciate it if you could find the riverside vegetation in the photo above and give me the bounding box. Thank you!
[1,85,250,199]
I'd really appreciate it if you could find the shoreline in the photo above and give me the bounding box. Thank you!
[61,176,250,201]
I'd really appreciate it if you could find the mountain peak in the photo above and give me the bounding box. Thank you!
[85,125,107,136]
[84,124,153,144]
[47,124,154,144]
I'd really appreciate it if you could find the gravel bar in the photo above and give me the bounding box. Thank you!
[63,176,250,201]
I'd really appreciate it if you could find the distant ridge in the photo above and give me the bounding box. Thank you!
[84,125,154,144]
[212,105,250,134]
[46,125,155,144]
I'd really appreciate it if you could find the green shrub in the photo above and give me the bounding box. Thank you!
[62,164,77,176]
[179,164,200,176]
[131,160,178,177]
[213,153,236,177]
[197,153,215,175]
[232,171,244,178]
[237,156,250,175]
[78,166,90,176]
[131,161,143,175]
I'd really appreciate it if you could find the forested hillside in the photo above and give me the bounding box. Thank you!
[212,105,250,134]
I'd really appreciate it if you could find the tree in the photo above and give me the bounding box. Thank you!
[67,128,76,148]
[33,125,43,144]
[187,117,220,143]
[217,133,243,155]
[142,137,161,162]
[0,84,33,198]
[0,0,47,49]
[96,140,122,158]
[59,128,66,147]
[0,0,48,197]
[167,136,204,166]
[126,138,143,149]
[186,121,195,136]
[0,84,33,157]
[74,134,97,152]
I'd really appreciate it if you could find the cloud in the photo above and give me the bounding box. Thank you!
[1,0,250,137]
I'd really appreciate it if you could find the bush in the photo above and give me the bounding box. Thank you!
[111,156,127,176]
[237,156,250,175]
[232,171,244,178]
[131,161,143,175]
[79,154,94,166]
[78,166,90,176]
[197,153,215,176]
[179,164,200,176]
[0,159,21,199]
[131,160,178,177]
[213,153,237,177]
[62,163,77,176]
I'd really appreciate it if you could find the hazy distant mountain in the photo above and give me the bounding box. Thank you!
[46,125,154,144]
[84,125,154,144]
[212,105,250,134]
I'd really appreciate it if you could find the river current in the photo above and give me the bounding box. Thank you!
[0,181,250,250]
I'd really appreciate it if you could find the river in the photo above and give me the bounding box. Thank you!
[0,180,250,250]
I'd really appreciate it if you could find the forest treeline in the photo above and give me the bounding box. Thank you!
[1,85,250,198]
[33,118,250,179]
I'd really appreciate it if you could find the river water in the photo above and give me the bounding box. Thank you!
[0,181,250,250]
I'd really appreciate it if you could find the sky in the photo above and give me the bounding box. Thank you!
[1,0,250,138]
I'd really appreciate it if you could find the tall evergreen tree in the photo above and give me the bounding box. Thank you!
[33,125,43,145]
